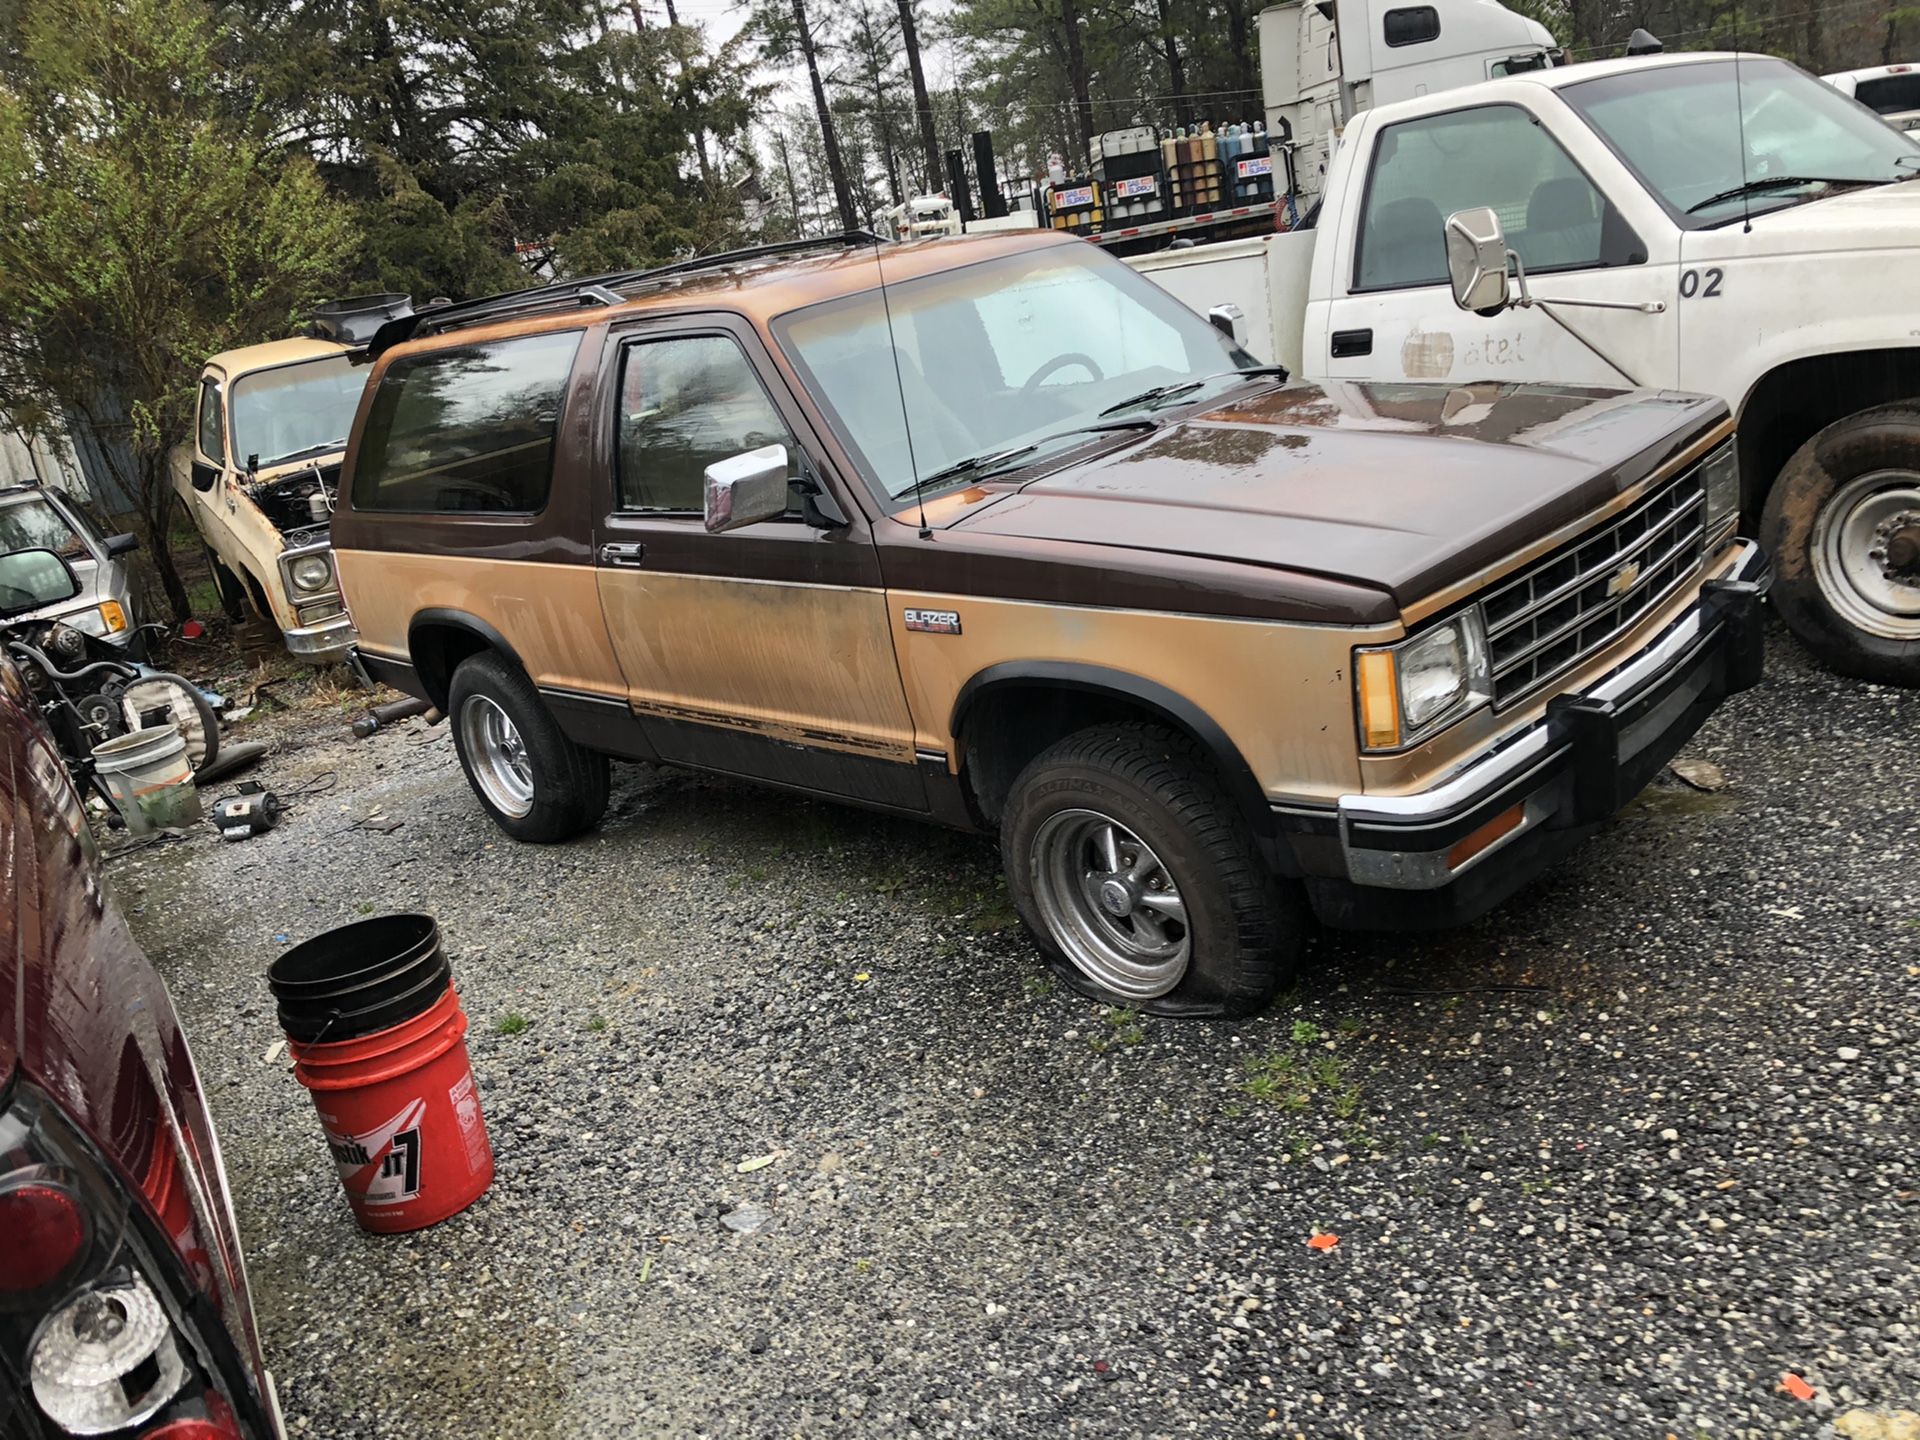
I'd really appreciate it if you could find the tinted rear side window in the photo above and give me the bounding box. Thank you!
[1855,74,1920,115]
[352,330,582,514]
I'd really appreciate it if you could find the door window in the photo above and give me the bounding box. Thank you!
[351,329,580,513]
[1355,104,1634,291]
[197,380,225,463]
[615,335,796,513]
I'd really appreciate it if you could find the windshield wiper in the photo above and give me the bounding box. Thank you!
[903,418,1159,497]
[1686,175,1882,214]
[1098,365,1291,418]
[257,437,348,468]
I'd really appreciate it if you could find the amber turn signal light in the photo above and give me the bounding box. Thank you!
[98,599,127,633]
[1355,649,1400,750]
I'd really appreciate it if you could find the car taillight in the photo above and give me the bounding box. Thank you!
[30,1271,188,1433]
[0,1177,89,1291]
[0,1084,272,1438]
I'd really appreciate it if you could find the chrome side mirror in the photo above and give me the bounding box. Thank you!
[1208,303,1248,347]
[703,444,791,534]
[1444,207,1513,315]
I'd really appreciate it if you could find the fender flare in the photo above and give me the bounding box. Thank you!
[406,609,528,707]
[949,661,1274,838]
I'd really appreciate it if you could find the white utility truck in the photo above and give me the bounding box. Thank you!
[1133,51,1920,684]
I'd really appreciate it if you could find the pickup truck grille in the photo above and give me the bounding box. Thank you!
[1481,463,1707,708]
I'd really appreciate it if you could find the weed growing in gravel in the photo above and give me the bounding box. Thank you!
[494,1013,529,1036]
[354,901,375,916]
[1240,1024,1377,1145]
[1023,974,1055,1000]
[586,1016,608,1033]
[1337,1017,1363,1036]
[1089,1007,1147,1053]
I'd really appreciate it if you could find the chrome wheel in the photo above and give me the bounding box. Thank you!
[1030,808,1190,1001]
[460,695,535,818]
[1813,470,1920,641]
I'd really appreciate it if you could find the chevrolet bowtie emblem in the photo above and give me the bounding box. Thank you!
[1606,559,1642,598]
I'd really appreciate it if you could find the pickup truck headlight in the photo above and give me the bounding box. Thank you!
[1701,442,1739,544]
[287,552,335,593]
[1356,614,1492,752]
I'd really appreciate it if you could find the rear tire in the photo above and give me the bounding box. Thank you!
[1000,722,1303,1018]
[1761,406,1920,685]
[447,652,609,842]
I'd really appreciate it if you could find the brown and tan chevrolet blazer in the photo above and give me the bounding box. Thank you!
[332,229,1768,1017]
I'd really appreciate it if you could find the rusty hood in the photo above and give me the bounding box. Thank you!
[951,380,1729,608]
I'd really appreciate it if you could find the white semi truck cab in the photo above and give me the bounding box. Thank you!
[1137,50,1920,684]
[1262,0,1562,203]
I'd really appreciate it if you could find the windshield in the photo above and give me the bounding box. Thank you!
[0,496,86,561]
[230,354,368,466]
[1563,58,1920,227]
[771,245,1260,505]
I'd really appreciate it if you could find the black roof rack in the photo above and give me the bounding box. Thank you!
[365,231,885,359]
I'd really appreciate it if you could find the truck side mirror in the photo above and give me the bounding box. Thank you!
[1444,207,1513,315]
[1208,304,1248,347]
[704,444,792,534]
[189,460,220,493]
[104,532,140,558]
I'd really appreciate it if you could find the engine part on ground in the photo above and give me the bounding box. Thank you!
[352,695,435,738]
[211,786,284,842]
[267,914,494,1234]
[192,740,268,787]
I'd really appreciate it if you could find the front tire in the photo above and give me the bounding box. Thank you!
[447,652,609,842]
[1000,722,1303,1018]
[1761,406,1920,685]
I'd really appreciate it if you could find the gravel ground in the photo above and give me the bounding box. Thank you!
[114,621,1917,1440]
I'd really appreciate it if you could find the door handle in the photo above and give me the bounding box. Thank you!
[599,542,647,568]
[1330,328,1373,358]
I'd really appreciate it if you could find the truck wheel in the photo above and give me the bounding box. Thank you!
[447,652,609,842]
[1762,406,1920,685]
[1000,722,1303,1018]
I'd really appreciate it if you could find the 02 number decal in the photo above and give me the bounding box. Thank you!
[1679,267,1724,300]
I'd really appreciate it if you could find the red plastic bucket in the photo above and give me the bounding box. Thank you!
[271,917,493,1234]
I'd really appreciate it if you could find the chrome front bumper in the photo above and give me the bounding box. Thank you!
[283,612,357,661]
[1288,540,1769,925]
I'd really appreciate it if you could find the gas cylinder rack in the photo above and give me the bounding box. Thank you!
[1040,119,1296,255]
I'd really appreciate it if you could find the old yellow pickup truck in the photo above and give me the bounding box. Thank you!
[170,297,411,662]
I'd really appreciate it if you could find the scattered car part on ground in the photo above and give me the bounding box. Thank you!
[350,694,435,739]
[0,651,285,1438]
[335,229,1766,1018]
[211,784,284,841]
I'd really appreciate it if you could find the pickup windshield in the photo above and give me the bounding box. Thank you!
[230,354,368,467]
[771,245,1261,506]
[1562,58,1920,228]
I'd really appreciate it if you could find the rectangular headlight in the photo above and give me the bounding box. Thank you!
[1701,442,1739,541]
[1355,613,1492,752]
